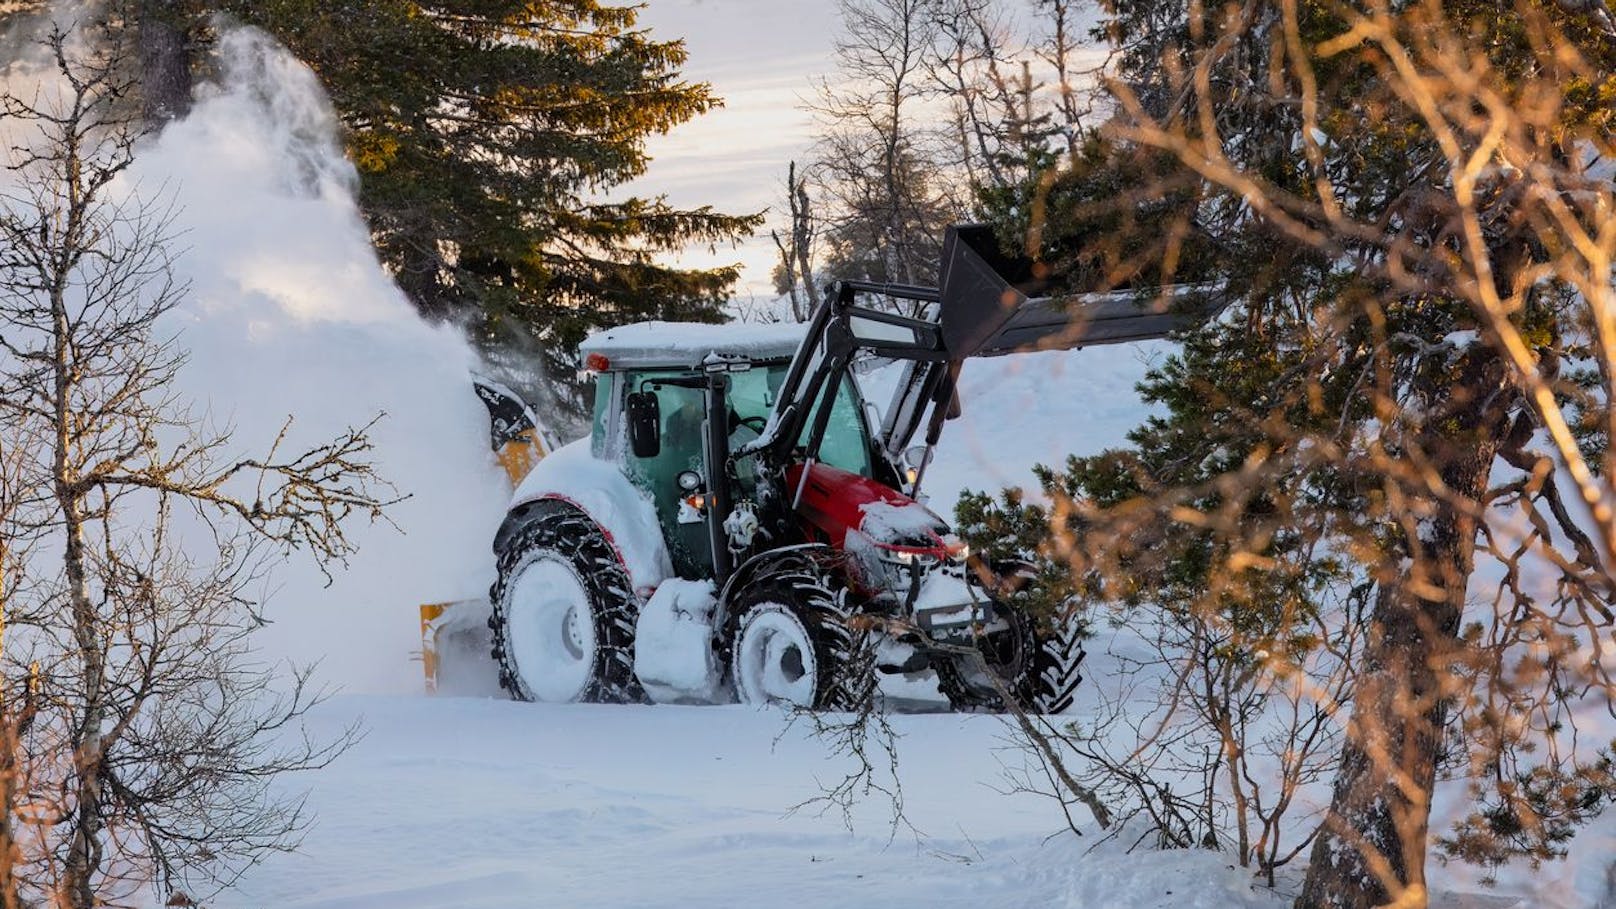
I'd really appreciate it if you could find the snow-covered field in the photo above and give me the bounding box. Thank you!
[216,697,1291,909]
[217,690,1595,909]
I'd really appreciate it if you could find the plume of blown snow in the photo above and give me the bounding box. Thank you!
[133,27,512,692]
[4,15,513,693]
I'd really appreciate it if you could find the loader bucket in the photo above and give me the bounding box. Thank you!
[937,224,1224,359]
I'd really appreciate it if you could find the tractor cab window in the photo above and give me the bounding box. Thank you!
[801,377,873,478]
[589,372,613,459]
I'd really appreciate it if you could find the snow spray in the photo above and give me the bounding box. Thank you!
[133,28,512,693]
[3,14,513,693]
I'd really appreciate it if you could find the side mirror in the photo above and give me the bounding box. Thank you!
[627,391,661,458]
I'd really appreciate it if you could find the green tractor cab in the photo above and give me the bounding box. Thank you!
[577,322,885,582]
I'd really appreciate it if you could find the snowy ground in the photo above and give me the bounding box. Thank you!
[217,696,1292,909]
[217,693,1580,909]
[216,348,1593,909]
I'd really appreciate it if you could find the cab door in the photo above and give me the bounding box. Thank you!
[622,370,713,580]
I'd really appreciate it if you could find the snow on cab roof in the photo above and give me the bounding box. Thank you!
[579,320,807,370]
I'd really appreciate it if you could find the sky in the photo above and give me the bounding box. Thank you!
[625,0,1111,298]
[626,0,844,297]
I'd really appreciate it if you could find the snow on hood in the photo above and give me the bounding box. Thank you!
[859,500,948,543]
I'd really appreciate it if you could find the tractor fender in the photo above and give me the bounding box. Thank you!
[715,543,839,633]
[501,438,674,591]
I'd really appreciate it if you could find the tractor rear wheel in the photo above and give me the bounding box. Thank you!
[489,503,645,704]
[728,566,874,711]
[935,605,1085,715]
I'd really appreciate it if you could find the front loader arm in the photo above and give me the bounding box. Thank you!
[737,223,1228,513]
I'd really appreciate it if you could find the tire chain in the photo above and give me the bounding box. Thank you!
[487,505,646,704]
[727,557,877,711]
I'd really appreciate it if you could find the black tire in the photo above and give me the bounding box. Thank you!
[726,562,875,711]
[935,605,1085,715]
[488,502,646,704]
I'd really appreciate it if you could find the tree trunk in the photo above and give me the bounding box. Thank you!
[1297,350,1509,909]
[790,162,819,320]
[58,511,105,905]
[58,511,105,909]
[138,0,194,125]
[0,520,17,909]
[51,265,104,909]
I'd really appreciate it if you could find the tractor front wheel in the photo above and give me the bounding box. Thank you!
[728,568,873,711]
[935,605,1085,715]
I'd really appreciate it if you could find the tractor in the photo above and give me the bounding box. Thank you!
[485,225,1216,712]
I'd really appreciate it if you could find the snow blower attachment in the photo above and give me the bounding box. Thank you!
[474,377,554,485]
[419,379,553,694]
[484,224,1225,711]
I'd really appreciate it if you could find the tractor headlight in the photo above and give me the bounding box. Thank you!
[676,469,703,492]
[874,547,940,597]
[877,547,940,570]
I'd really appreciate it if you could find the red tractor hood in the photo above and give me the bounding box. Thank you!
[785,463,957,557]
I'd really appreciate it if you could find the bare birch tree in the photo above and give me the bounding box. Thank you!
[0,24,391,907]
[812,0,959,295]
[770,160,820,322]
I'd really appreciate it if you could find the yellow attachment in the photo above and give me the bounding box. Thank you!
[421,384,549,694]
[418,602,451,694]
[495,427,547,487]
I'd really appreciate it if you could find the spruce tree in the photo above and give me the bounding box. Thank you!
[218,1,762,410]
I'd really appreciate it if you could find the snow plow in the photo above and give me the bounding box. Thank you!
[476,224,1221,712]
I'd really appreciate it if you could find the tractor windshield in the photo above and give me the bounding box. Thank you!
[795,373,872,478]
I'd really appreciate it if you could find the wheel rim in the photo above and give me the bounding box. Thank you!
[734,604,818,707]
[504,554,598,702]
[953,609,1033,695]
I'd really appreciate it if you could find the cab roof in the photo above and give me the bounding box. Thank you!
[579,320,807,370]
